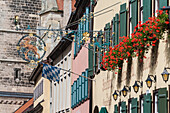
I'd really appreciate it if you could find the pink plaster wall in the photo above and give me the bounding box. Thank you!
[71,43,89,84]
[72,100,90,113]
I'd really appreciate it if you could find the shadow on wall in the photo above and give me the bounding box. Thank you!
[149,40,160,74]
[126,57,132,85]
[165,31,170,66]
[137,57,144,80]
[117,61,123,88]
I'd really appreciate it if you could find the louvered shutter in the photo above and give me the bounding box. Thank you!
[114,104,118,113]
[131,0,138,31]
[143,93,152,113]
[86,7,90,31]
[73,82,76,107]
[99,31,103,66]
[120,3,127,37]
[85,69,88,98]
[94,37,97,72]
[78,24,81,51]
[74,33,77,58]
[115,14,119,45]
[121,101,127,113]
[131,98,138,113]
[82,72,85,100]
[105,23,110,48]
[71,85,73,108]
[158,88,168,113]
[159,0,167,9]
[76,79,79,105]
[88,43,93,76]
[112,17,115,47]
[79,77,82,103]
[143,0,152,23]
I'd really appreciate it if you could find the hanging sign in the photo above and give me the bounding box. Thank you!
[17,34,46,68]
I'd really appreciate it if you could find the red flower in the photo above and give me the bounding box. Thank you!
[156,30,160,33]
[165,21,169,24]
[120,58,123,60]
[144,38,147,41]
[127,52,131,57]
[152,44,155,46]
[147,44,150,46]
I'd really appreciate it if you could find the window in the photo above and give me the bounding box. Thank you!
[140,95,144,113]
[129,1,132,36]
[14,68,21,83]
[154,0,159,17]
[34,80,43,101]
[140,0,143,24]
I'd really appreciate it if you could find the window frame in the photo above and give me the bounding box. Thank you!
[153,89,158,113]
[140,94,144,113]
[153,0,159,17]
[129,0,132,37]
[140,0,144,24]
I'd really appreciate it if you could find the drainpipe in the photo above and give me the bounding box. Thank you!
[89,0,94,113]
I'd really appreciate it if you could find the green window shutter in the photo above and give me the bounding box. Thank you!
[74,33,77,58]
[114,104,118,113]
[105,23,110,48]
[79,77,82,102]
[98,30,103,66]
[80,20,83,44]
[112,17,115,47]
[94,37,97,72]
[76,79,79,105]
[121,101,127,113]
[74,82,76,107]
[159,0,167,9]
[85,69,88,98]
[158,88,168,113]
[120,3,127,37]
[78,24,81,50]
[143,0,152,23]
[131,0,138,32]
[86,7,90,31]
[131,98,138,113]
[115,14,119,45]
[82,72,85,100]
[71,85,73,108]
[88,43,93,76]
[143,93,152,113]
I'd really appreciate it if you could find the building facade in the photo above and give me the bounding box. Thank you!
[92,0,170,113]
[0,0,41,112]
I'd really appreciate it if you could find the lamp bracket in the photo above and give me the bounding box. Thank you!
[125,86,131,92]
[136,81,143,88]
[115,90,121,96]
[165,67,170,70]
[149,75,156,82]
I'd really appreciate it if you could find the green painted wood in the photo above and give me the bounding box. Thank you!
[131,98,138,113]
[121,101,127,113]
[88,43,93,76]
[86,7,90,32]
[74,82,76,107]
[143,93,152,113]
[143,0,152,23]
[159,0,167,9]
[76,79,79,105]
[79,77,82,102]
[71,85,73,108]
[112,17,115,47]
[74,33,77,58]
[82,72,85,100]
[114,104,118,113]
[158,88,168,113]
[85,69,88,98]
[115,14,119,45]
[120,3,127,37]
[131,0,138,32]
[105,23,110,48]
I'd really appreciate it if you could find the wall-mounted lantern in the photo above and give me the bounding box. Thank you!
[161,67,170,83]
[145,75,156,89]
[132,81,143,93]
[112,90,121,101]
[121,86,131,97]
